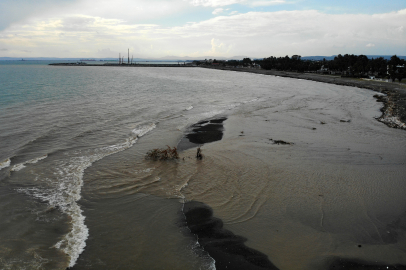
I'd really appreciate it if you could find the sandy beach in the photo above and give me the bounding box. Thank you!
[202,66,406,131]
[174,70,406,269]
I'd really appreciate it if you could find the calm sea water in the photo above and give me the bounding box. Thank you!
[0,61,405,270]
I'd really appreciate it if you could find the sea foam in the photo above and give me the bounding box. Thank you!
[0,158,11,171]
[17,123,156,268]
[11,155,48,172]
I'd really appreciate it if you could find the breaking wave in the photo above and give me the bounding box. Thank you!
[11,155,48,172]
[0,158,11,171]
[17,123,156,268]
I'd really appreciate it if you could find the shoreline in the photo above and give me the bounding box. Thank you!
[177,112,406,269]
[48,62,406,130]
[201,66,406,130]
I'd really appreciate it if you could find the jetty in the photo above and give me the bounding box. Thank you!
[50,48,196,67]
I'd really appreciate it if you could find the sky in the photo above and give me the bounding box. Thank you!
[0,0,405,59]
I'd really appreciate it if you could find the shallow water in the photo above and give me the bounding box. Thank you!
[0,61,405,269]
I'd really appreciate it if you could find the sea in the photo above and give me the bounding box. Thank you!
[0,60,405,270]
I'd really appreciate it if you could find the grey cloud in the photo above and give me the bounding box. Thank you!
[0,0,77,31]
[60,16,96,32]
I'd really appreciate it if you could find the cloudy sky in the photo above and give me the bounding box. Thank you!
[0,0,405,58]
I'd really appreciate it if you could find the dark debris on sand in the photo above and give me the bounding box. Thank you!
[269,139,294,145]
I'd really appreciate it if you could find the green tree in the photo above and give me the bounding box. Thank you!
[242,58,252,67]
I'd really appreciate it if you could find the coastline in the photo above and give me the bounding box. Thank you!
[48,62,406,130]
[175,95,406,269]
[201,66,406,130]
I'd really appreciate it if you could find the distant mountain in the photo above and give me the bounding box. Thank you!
[301,56,335,61]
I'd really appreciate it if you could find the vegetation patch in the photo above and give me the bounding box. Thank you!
[146,146,179,160]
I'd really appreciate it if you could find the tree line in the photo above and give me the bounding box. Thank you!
[256,54,406,82]
[195,55,406,83]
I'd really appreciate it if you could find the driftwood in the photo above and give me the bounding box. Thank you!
[146,146,179,160]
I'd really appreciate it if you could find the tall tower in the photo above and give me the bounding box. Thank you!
[128,48,130,64]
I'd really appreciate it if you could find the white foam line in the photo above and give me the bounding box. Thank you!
[17,123,156,268]
[28,154,48,164]
[0,158,11,171]
[11,163,26,172]
[11,154,48,172]
[185,105,194,111]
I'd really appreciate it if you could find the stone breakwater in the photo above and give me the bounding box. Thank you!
[202,66,406,130]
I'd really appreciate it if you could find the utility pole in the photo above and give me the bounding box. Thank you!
[128,48,130,64]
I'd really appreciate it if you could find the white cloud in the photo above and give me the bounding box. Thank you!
[0,0,191,31]
[229,11,239,15]
[250,0,286,7]
[97,48,117,57]
[189,0,244,7]
[212,8,225,15]
[208,38,231,54]
[189,0,287,7]
[1,9,405,58]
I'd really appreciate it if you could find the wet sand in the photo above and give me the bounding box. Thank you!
[177,83,406,269]
[202,66,406,130]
